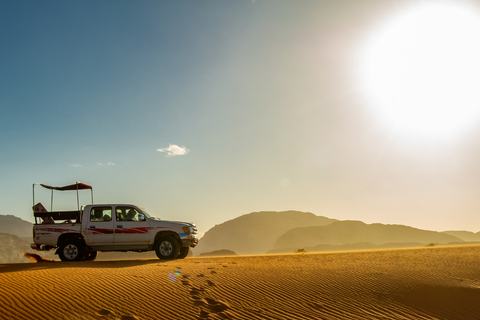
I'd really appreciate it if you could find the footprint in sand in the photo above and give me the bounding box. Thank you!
[306,302,323,310]
[198,309,209,319]
[97,309,112,316]
[196,297,230,313]
[197,273,205,277]
[206,280,215,286]
[210,270,217,275]
[190,288,206,295]
[206,298,230,313]
[193,300,205,306]
[120,315,137,320]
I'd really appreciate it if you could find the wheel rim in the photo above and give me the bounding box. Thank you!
[159,241,173,256]
[63,244,79,260]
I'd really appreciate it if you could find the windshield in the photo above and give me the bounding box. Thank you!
[137,206,160,220]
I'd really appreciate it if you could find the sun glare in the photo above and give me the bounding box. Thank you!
[357,1,480,140]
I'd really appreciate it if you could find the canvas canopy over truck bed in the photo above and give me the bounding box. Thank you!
[32,182,94,223]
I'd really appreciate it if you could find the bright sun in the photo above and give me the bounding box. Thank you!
[357,1,480,140]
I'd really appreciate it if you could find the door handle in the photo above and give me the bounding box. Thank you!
[89,226,96,228]
[117,225,123,228]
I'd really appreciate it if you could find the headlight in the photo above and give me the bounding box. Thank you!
[183,226,194,234]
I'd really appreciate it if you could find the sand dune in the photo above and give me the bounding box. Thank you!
[1,245,479,319]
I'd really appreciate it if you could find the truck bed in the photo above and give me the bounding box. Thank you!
[34,210,81,223]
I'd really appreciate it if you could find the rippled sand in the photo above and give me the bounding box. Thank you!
[1,245,479,319]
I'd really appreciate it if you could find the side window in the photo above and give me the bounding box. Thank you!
[90,207,112,222]
[116,207,145,222]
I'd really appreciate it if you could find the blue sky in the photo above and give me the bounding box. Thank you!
[3,0,480,235]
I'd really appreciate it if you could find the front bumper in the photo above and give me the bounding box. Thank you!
[179,233,198,247]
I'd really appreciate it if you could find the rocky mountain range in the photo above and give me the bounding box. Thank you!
[271,220,463,253]
[194,211,480,255]
[193,211,336,255]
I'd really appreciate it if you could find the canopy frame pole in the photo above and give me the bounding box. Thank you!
[76,182,80,211]
[51,189,54,211]
[32,184,38,224]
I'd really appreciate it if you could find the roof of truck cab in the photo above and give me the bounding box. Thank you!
[84,204,142,207]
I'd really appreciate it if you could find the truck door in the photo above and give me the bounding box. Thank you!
[114,206,151,245]
[84,206,114,245]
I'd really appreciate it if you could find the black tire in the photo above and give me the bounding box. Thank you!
[84,251,98,261]
[58,239,85,262]
[155,236,180,260]
[177,247,190,259]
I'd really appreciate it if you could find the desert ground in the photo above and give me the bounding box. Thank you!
[0,245,479,320]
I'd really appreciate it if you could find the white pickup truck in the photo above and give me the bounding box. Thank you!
[31,182,198,262]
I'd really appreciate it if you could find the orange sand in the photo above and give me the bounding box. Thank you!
[1,245,479,320]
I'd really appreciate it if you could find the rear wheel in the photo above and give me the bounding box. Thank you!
[58,239,85,262]
[155,236,180,260]
[84,251,98,261]
[177,247,190,259]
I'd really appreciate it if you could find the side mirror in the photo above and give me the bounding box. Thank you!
[138,214,145,221]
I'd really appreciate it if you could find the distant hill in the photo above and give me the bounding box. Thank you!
[0,214,33,238]
[199,249,237,257]
[0,233,56,263]
[443,230,480,242]
[273,220,463,252]
[194,211,337,255]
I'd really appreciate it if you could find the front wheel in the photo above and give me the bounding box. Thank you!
[58,239,85,262]
[177,247,190,259]
[155,236,180,260]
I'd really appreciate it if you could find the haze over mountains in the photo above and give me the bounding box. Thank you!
[443,230,480,242]
[1,212,480,263]
[194,211,480,255]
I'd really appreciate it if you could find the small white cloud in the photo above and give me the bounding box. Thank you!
[157,144,190,157]
[69,164,82,168]
[97,162,116,166]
